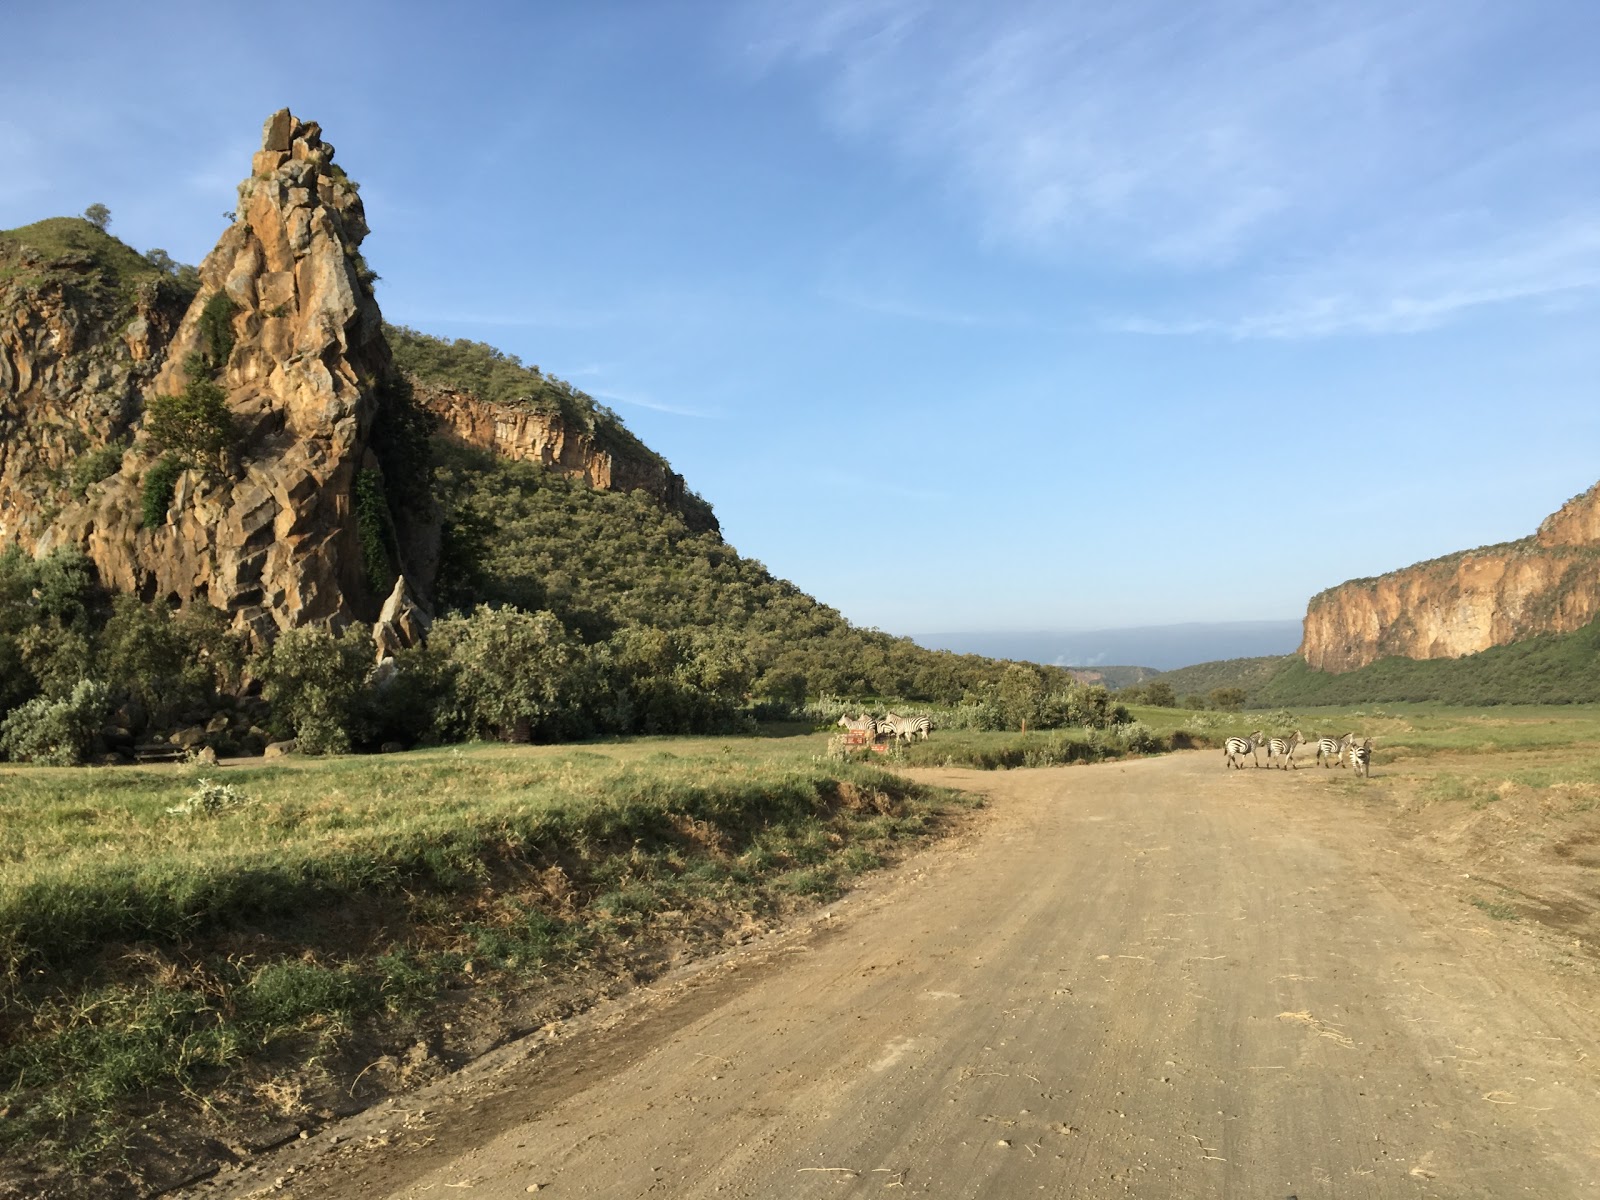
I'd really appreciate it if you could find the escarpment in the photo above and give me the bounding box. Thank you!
[1299,482,1600,672]
[416,381,717,533]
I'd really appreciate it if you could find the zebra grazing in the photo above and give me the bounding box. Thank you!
[1223,731,1265,769]
[1316,733,1355,768]
[1351,738,1374,778]
[881,712,932,743]
[836,713,877,736]
[1267,731,1304,769]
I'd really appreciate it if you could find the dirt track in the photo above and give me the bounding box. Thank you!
[192,751,1600,1198]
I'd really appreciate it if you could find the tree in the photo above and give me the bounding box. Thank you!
[1143,681,1177,707]
[83,203,111,231]
[145,248,178,274]
[144,372,235,474]
[1209,686,1247,713]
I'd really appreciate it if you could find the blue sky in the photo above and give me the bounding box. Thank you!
[4,0,1596,637]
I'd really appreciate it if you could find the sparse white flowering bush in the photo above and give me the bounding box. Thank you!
[167,777,252,816]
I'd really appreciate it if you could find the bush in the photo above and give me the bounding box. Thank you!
[0,679,110,765]
[432,606,596,742]
[255,624,375,754]
[98,595,245,728]
[196,293,238,369]
[144,371,234,475]
[141,455,182,527]
[67,440,127,497]
[354,469,396,595]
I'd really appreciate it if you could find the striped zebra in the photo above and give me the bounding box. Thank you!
[1223,731,1265,769]
[1316,733,1355,768]
[1267,730,1304,769]
[1351,738,1374,778]
[836,713,877,736]
[881,712,932,743]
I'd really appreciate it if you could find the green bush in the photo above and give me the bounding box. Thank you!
[140,455,182,526]
[432,606,596,742]
[255,624,375,754]
[67,440,127,497]
[144,371,234,474]
[0,679,110,765]
[196,292,238,369]
[354,469,397,595]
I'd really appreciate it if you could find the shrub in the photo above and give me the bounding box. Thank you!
[432,606,596,742]
[144,372,234,475]
[196,292,238,370]
[354,469,396,595]
[0,679,110,765]
[167,778,252,816]
[140,455,182,526]
[67,440,127,497]
[255,624,375,754]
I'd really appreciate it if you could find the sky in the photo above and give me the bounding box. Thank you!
[3,0,1596,639]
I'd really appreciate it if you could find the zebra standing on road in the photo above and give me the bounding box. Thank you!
[1267,731,1304,769]
[1316,733,1355,768]
[1223,731,1266,769]
[881,712,932,743]
[1351,738,1374,777]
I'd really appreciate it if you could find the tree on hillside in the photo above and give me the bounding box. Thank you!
[83,203,110,231]
[1209,686,1247,712]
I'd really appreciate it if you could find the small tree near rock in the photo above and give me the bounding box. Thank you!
[83,203,111,231]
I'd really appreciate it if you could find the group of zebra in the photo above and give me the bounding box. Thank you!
[836,712,933,743]
[1223,730,1374,776]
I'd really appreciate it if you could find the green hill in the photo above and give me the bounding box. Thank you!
[1147,617,1600,708]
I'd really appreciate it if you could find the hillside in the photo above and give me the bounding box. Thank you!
[1300,483,1600,672]
[1148,615,1600,708]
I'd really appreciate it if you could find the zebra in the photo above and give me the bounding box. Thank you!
[836,713,877,736]
[881,712,932,743]
[1316,733,1355,768]
[1223,731,1265,769]
[1267,730,1304,769]
[1351,738,1374,778]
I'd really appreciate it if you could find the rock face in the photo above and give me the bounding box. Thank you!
[1299,482,1600,672]
[0,239,187,543]
[419,382,718,533]
[10,110,436,642]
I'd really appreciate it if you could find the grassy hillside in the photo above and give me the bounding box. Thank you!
[1146,616,1600,708]
[434,440,1066,704]
[1257,616,1600,706]
[0,217,196,319]
[1145,655,1295,701]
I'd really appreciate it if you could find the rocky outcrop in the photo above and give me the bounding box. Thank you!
[420,382,718,533]
[11,110,437,643]
[0,241,187,543]
[1300,482,1600,672]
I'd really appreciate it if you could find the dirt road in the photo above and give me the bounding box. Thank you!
[194,751,1600,1198]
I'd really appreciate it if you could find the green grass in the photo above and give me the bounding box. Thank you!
[0,218,192,319]
[1469,896,1520,921]
[0,734,971,1174]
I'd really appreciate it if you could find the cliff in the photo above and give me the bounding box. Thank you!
[418,381,717,533]
[0,220,190,542]
[1299,482,1600,672]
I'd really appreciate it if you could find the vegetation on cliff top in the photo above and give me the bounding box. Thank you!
[0,217,197,319]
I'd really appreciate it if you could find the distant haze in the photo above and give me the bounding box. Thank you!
[914,621,1304,673]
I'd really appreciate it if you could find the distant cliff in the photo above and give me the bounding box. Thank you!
[1299,483,1600,672]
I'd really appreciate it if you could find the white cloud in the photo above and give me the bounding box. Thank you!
[737,0,1600,331]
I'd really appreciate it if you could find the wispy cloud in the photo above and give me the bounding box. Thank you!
[590,388,718,420]
[1107,217,1600,339]
[736,0,1600,332]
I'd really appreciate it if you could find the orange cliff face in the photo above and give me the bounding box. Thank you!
[1298,483,1600,673]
